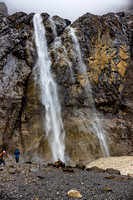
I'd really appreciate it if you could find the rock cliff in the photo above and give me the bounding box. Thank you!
[0,4,133,164]
[0,2,8,16]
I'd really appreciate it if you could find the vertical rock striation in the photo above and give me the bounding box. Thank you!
[0,11,33,152]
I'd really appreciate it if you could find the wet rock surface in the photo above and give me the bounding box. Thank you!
[0,158,133,200]
[0,10,71,158]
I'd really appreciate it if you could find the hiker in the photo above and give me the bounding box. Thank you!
[0,150,6,166]
[14,147,20,163]
[55,158,63,169]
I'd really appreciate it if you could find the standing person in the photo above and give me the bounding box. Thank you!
[14,148,20,163]
[0,150,6,166]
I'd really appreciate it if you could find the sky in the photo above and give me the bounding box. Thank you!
[2,0,130,21]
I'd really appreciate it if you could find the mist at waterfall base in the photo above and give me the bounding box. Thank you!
[4,0,130,21]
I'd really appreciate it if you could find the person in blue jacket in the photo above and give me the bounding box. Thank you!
[14,148,20,163]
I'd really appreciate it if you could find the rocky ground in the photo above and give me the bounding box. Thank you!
[0,156,133,200]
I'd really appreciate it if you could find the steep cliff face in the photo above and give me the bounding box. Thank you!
[0,6,133,164]
[48,11,133,163]
[0,12,33,152]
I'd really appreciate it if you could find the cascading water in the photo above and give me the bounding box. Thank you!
[48,18,58,37]
[49,18,75,82]
[33,13,66,162]
[69,27,110,157]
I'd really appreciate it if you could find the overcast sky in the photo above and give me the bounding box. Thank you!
[3,0,130,21]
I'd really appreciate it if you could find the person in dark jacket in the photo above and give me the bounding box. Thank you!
[0,150,6,166]
[14,148,20,163]
[55,158,63,169]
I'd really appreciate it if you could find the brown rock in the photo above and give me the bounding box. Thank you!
[86,166,105,173]
[8,168,18,174]
[76,163,86,170]
[106,168,121,175]
[67,190,82,198]
[103,187,113,192]
[105,175,115,179]
[62,168,74,173]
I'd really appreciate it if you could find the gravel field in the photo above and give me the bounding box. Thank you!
[0,156,133,200]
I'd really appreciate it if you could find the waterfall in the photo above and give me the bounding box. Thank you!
[49,18,75,82]
[69,27,110,157]
[48,18,58,37]
[33,13,66,162]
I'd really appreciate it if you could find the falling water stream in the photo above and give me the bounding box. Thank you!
[69,27,110,157]
[33,13,66,162]
[49,18,75,82]
[48,18,58,37]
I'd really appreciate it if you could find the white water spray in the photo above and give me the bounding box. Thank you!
[33,13,66,162]
[69,27,110,157]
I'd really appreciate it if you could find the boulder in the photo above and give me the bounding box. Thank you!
[106,168,121,175]
[62,167,74,173]
[86,166,105,173]
[103,187,113,192]
[76,163,86,170]
[105,175,115,179]
[8,168,18,174]
[67,190,82,198]
[30,167,39,173]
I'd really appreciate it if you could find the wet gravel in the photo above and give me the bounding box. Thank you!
[0,163,133,200]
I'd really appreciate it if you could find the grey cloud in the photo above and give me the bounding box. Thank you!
[3,0,130,21]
